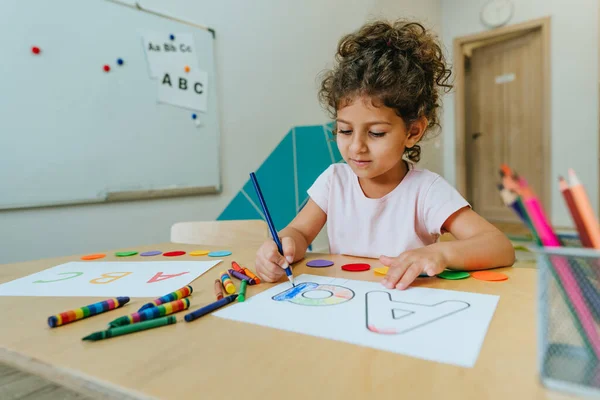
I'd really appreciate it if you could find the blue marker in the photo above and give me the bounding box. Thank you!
[250,172,295,287]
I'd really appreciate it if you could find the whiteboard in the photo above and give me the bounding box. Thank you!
[0,0,221,210]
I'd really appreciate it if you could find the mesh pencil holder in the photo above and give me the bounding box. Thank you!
[536,245,600,397]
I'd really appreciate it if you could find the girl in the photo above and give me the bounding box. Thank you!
[255,19,515,289]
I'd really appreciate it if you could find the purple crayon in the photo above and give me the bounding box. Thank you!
[228,269,256,285]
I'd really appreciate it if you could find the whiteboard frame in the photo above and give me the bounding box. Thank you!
[0,1,221,211]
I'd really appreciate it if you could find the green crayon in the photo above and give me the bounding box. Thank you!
[82,315,176,341]
[238,280,248,302]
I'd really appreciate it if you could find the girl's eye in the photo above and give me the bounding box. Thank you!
[337,129,352,135]
[370,131,386,138]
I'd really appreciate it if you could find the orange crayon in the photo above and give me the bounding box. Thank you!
[243,267,261,284]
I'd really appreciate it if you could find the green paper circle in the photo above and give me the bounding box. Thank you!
[437,270,470,280]
[115,251,138,257]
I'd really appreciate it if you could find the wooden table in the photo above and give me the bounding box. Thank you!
[0,243,576,400]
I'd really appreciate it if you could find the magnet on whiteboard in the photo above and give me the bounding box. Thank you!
[170,34,175,40]
[31,46,41,55]
[191,113,197,120]
[117,58,124,66]
[184,65,190,73]
[103,64,111,72]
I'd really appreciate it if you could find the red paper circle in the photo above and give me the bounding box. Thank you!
[163,251,186,257]
[341,263,370,272]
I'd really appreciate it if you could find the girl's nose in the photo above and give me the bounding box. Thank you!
[349,134,367,154]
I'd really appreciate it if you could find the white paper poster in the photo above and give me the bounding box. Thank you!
[157,68,208,112]
[215,274,499,367]
[142,32,200,78]
[0,261,221,297]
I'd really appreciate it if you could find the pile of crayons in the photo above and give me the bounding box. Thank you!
[497,164,600,248]
[47,262,262,341]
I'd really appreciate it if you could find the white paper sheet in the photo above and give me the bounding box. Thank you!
[0,261,221,297]
[157,68,208,112]
[142,32,200,78]
[215,274,499,367]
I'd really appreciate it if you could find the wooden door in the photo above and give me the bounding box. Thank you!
[465,29,545,222]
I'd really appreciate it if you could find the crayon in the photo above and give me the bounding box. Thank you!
[238,280,248,302]
[108,298,189,327]
[83,315,176,341]
[138,285,193,312]
[220,271,236,294]
[48,297,129,328]
[214,278,224,300]
[242,267,261,284]
[231,261,246,275]
[184,295,238,322]
[228,269,255,285]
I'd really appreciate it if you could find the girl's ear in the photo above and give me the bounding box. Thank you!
[406,116,428,148]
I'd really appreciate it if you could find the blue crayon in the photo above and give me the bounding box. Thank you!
[184,294,237,322]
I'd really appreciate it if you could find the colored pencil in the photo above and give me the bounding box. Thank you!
[519,178,560,246]
[250,172,294,286]
[559,176,592,248]
[568,169,600,249]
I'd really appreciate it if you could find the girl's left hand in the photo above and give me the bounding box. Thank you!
[379,246,447,290]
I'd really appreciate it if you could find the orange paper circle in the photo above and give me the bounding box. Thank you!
[471,271,508,282]
[81,253,106,261]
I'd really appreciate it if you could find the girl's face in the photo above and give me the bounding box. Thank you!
[336,96,423,182]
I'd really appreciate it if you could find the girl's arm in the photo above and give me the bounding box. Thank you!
[278,199,328,262]
[435,207,515,270]
[381,207,515,290]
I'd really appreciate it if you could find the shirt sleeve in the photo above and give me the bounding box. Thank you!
[307,165,334,214]
[422,176,471,235]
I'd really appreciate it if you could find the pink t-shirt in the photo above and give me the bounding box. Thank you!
[307,163,470,258]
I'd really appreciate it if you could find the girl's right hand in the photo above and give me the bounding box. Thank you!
[255,237,295,282]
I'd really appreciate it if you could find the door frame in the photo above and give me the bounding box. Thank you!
[453,17,552,214]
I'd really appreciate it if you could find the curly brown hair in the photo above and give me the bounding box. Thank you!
[319,19,452,163]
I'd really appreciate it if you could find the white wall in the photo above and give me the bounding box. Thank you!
[0,0,442,264]
[441,0,599,227]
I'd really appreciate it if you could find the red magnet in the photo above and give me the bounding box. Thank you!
[341,263,370,272]
[103,64,111,72]
[163,251,186,257]
[31,46,41,55]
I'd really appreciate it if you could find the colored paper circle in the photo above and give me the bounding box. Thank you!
[341,263,370,272]
[190,250,210,256]
[140,251,162,257]
[115,251,137,257]
[374,266,431,277]
[208,250,232,257]
[306,259,334,268]
[81,253,106,261]
[471,271,509,282]
[184,65,191,72]
[437,271,470,280]
[163,251,186,257]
